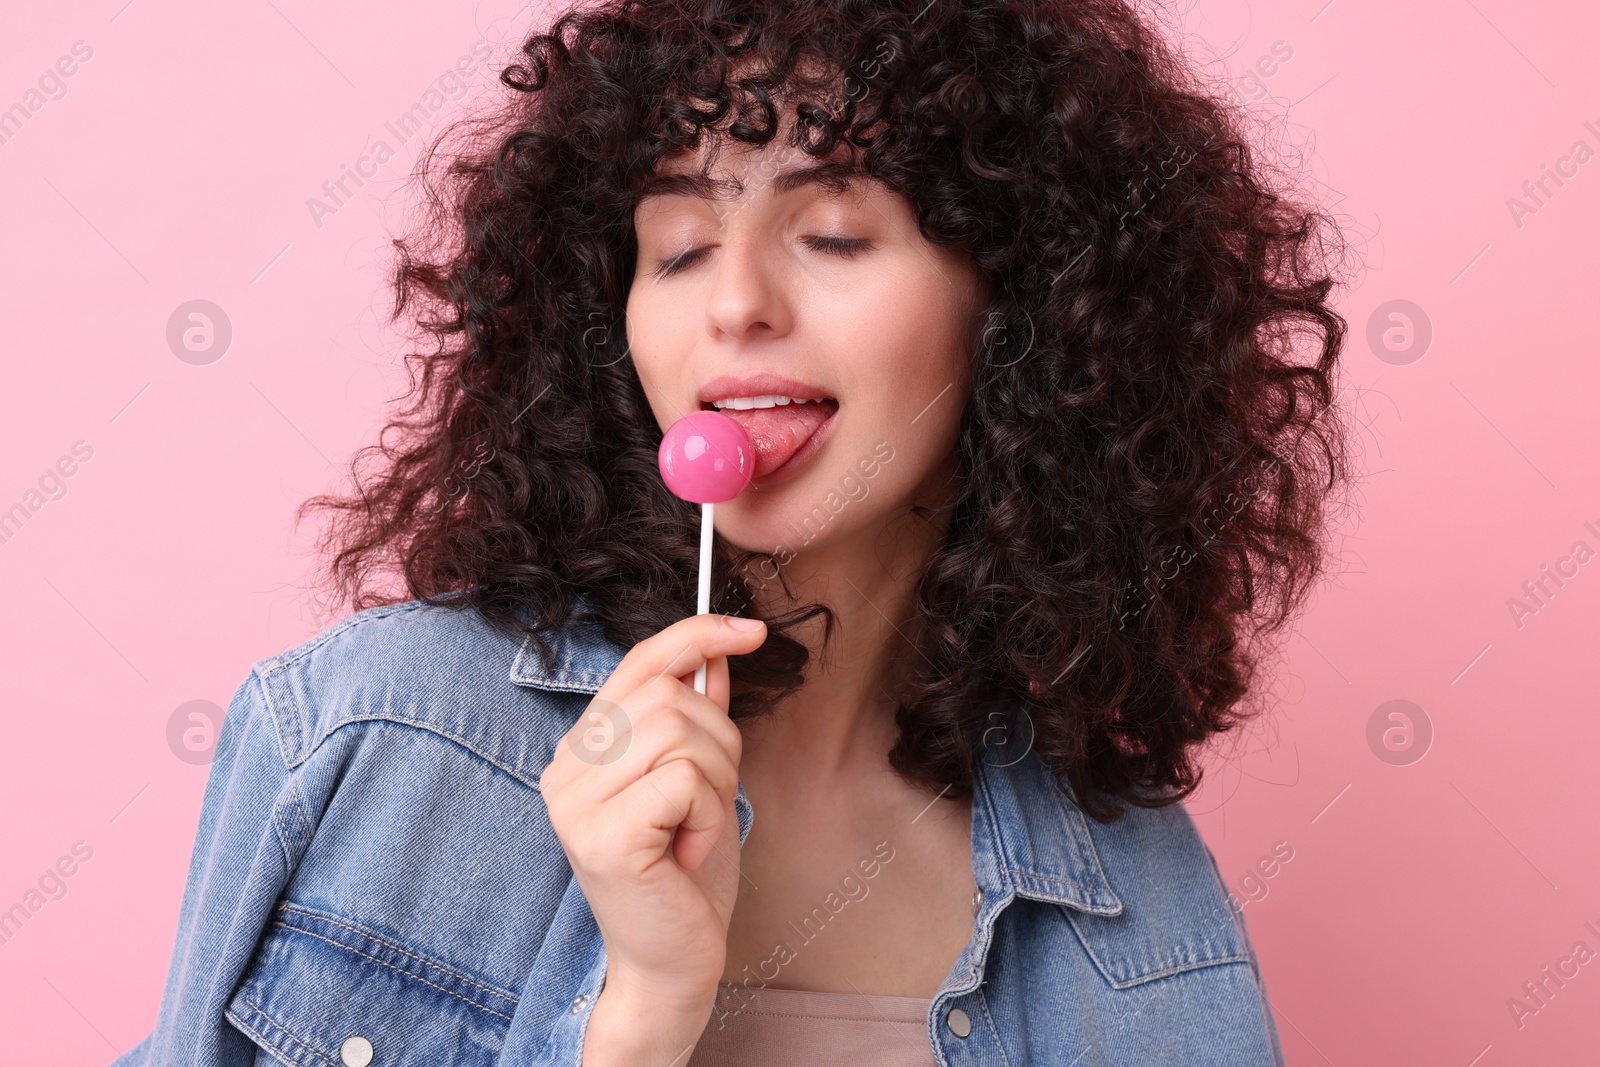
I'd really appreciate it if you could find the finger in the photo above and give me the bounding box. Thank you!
[704,652,731,710]
[598,614,766,702]
[675,652,733,710]
[673,791,735,872]
[623,697,739,806]
[639,673,743,770]
[672,653,729,706]
[567,687,741,809]
[612,758,726,872]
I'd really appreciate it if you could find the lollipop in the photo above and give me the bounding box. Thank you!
[658,411,755,693]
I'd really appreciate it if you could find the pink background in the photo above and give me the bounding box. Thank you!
[2,0,1596,1062]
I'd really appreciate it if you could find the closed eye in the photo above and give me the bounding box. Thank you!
[802,234,873,259]
[649,246,709,278]
[648,234,874,278]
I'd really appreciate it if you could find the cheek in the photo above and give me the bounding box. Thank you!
[623,299,681,423]
[834,303,973,494]
[877,274,984,401]
[873,329,973,446]
[892,404,963,491]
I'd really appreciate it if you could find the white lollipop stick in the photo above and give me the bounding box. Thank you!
[693,501,714,695]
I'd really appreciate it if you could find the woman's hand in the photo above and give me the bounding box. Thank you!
[540,613,766,1060]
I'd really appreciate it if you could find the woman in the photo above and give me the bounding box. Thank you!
[113,0,1349,1064]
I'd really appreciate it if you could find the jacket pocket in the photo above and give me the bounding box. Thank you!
[1061,888,1250,989]
[224,901,519,1067]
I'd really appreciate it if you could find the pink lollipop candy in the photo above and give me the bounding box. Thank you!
[658,411,755,695]
[658,410,754,503]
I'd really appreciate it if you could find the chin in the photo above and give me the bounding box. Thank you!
[716,484,874,563]
[713,502,823,562]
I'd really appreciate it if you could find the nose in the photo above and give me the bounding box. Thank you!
[701,217,793,344]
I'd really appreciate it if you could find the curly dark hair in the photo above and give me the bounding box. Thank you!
[298,0,1353,823]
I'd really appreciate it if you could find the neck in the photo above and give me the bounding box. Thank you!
[741,492,953,784]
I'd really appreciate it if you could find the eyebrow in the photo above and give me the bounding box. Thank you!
[637,158,864,204]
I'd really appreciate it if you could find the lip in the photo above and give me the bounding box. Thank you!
[696,372,836,407]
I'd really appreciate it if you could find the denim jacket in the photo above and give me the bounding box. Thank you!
[110,595,1285,1067]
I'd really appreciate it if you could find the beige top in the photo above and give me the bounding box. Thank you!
[687,981,939,1067]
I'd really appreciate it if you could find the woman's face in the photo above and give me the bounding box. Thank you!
[626,122,990,566]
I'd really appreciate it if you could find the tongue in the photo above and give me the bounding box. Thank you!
[720,401,835,478]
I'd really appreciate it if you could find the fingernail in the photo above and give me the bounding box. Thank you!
[725,615,765,631]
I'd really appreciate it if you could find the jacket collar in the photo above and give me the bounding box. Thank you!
[507,610,624,694]
[508,613,1123,917]
[969,740,1123,915]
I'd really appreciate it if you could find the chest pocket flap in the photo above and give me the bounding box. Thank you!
[225,901,519,1067]
[1063,894,1249,988]
[1064,808,1251,988]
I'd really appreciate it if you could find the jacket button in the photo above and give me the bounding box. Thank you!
[340,1035,374,1067]
[945,1006,972,1038]
[571,994,589,1014]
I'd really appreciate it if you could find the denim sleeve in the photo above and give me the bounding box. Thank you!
[1233,903,1287,1067]
[109,668,306,1067]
